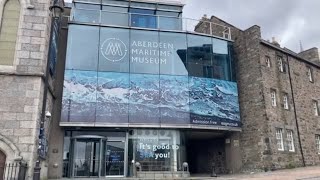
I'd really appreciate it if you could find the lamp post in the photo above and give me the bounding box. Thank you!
[32,1,63,180]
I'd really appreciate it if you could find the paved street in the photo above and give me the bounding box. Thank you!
[215,166,320,180]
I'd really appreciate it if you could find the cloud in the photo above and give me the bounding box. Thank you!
[183,0,320,52]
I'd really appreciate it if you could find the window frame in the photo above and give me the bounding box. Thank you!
[271,89,277,107]
[316,135,320,154]
[307,67,314,82]
[313,100,319,116]
[286,130,295,152]
[277,56,284,72]
[276,128,284,151]
[265,56,271,68]
[283,93,289,110]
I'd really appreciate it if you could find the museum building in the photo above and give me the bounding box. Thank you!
[53,0,241,178]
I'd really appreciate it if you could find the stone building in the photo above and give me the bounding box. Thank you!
[0,0,55,178]
[196,15,320,171]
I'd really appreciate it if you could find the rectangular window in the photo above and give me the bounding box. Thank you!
[265,56,271,67]
[313,100,319,116]
[316,135,320,154]
[271,89,277,107]
[287,130,295,152]
[283,93,289,110]
[276,128,284,151]
[277,56,284,72]
[307,67,313,82]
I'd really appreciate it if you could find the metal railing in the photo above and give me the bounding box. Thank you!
[69,9,232,40]
[2,162,28,180]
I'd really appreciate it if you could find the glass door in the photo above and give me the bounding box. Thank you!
[105,140,125,177]
[72,136,104,177]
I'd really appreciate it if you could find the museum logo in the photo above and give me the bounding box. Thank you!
[101,38,127,62]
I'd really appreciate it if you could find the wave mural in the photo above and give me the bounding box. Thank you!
[61,70,240,127]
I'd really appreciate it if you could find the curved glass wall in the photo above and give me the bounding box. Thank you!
[61,25,240,128]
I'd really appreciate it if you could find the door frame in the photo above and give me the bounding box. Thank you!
[0,150,6,180]
[71,135,106,178]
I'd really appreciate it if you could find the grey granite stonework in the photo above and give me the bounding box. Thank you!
[196,15,320,172]
[0,0,53,178]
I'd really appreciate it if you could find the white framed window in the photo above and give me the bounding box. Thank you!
[276,128,284,151]
[271,90,277,107]
[316,135,320,154]
[307,67,313,82]
[266,56,271,67]
[287,130,295,152]
[313,100,319,116]
[283,93,289,110]
[277,56,284,72]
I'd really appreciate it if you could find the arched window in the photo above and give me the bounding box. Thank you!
[0,0,20,66]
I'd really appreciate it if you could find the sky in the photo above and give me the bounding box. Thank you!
[183,0,320,53]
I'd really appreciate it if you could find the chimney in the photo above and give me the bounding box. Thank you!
[298,47,320,65]
[202,14,208,20]
[271,37,280,47]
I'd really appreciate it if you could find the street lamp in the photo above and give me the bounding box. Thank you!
[49,0,64,19]
[32,1,63,180]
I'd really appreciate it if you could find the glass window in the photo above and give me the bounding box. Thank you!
[73,8,100,23]
[286,130,294,152]
[130,30,160,74]
[96,72,129,123]
[102,0,129,6]
[66,25,99,71]
[316,135,320,154]
[102,5,128,12]
[276,128,284,151]
[158,16,182,31]
[187,34,213,78]
[130,8,156,28]
[128,129,184,172]
[101,11,129,26]
[266,56,271,67]
[62,70,97,123]
[277,56,284,72]
[313,100,319,116]
[283,93,289,110]
[212,38,230,80]
[159,32,187,75]
[271,89,277,107]
[99,27,130,72]
[74,3,100,10]
[307,67,313,82]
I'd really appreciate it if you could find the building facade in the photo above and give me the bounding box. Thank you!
[0,0,56,178]
[196,16,320,171]
[4,0,313,179]
[47,0,243,178]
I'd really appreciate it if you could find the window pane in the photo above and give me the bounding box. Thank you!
[73,8,100,23]
[96,72,129,123]
[158,16,182,30]
[99,27,130,72]
[61,70,97,123]
[130,8,156,28]
[130,30,160,74]
[66,25,99,71]
[75,3,100,10]
[102,5,128,12]
[159,32,187,75]
[101,11,129,26]
[212,38,230,80]
[187,34,213,78]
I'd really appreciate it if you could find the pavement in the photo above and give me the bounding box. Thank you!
[213,166,320,180]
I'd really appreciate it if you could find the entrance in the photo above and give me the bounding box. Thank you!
[185,131,226,176]
[0,150,6,180]
[71,135,126,178]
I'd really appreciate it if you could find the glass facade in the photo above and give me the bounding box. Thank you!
[62,129,185,177]
[61,25,240,128]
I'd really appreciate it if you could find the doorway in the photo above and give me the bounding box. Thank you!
[0,150,5,180]
[70,135,126,178]
[185,131,226,176]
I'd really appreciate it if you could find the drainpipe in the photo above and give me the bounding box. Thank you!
[286,54,306,167]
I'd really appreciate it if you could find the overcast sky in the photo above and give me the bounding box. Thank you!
[183,0,320,53]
